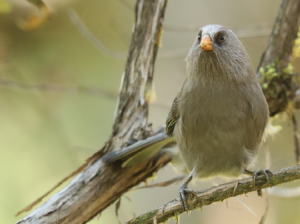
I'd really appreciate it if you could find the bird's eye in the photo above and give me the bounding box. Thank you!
[218,35,226,42]
[198,35,201,42]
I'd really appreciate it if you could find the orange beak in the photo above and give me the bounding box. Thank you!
[200,35,213,50]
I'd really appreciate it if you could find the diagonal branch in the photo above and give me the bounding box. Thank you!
[16,0,168,223]
[126,165,300,224]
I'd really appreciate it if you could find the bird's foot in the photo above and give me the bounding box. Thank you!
[243,169,274,197]
[254,169,274,187]
[179,186,198,211]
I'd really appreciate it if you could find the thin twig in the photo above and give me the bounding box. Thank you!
[225,196,257,217]
[115,198,122,224]
[68,7,188,59]
[136,175,186,190]
[235,196,257,217]
[125,165,300,224]
[68,8,272,60]
[0,78,118,99]
[292,114,300,164]
[109,18,131,46]
[118,0,272,36]
[265,138,300,198]
[164,24,271,37]
[0,78,171,109]
[67,8,126,59]
[258,200,269,224]
[258,140,271,224]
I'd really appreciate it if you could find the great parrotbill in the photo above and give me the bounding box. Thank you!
[103,24,273,211]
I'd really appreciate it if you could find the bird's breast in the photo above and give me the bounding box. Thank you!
[174,78,268,177]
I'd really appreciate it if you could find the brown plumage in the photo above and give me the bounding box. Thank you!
[167,24,268,178]
[103,24,271,211]
[166,24,270,209]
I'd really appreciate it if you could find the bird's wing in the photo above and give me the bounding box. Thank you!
[102,93,181,167]
[166,96,180,135]
[117,93,182,167]
[243,85,269,153]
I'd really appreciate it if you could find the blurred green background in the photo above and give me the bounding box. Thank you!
[1,0,300,223]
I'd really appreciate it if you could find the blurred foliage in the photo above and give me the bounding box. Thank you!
[16,1,52,31]
[27,0,44,6]
[0,0,12,14]
[293,26,300,59]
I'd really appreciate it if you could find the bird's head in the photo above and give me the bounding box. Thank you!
[197,25,237,52]
[186,25,255,82]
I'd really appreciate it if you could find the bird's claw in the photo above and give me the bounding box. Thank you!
[253,169,274,197]
[179,187,197,211]
[253,169,274,187]
[243,168,274,197]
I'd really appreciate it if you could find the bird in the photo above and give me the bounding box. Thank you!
[102,24,273,211]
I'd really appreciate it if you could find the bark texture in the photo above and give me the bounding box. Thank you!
[16,0,169,223]
[257,0,300,116]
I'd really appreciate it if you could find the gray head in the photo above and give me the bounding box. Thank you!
[186,25,255,82]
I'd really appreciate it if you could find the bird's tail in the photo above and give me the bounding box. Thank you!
[102,132,175,167]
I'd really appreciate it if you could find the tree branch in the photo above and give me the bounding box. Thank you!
[126,165,300,224]
[16,0,169,223]
[257,0,300,116]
